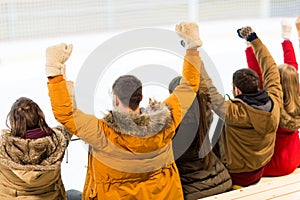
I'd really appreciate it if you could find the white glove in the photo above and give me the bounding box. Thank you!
[281,19,292,40]
[175,22,202,49]
[46,43,73,77]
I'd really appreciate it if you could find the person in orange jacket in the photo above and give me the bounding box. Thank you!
[46,22,202,200]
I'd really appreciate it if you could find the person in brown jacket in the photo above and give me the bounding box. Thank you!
[200,26,283,187]
[0,97,72,200]
[244,19,300,177]
[168,76,232,199]
[45,22,202,200]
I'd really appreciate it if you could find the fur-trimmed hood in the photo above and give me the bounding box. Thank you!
[0,126,70,184]
[280,108,300,130]
[102,100,172,138]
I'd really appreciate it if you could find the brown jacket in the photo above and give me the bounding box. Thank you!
[47,50,200,199]
[201,38,283,173]
[0,126,72,200]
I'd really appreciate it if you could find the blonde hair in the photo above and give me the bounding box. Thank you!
[279,64,300,116]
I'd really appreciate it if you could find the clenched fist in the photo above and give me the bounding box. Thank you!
[176,22,202,49]
[237,26,258,42]
[46,43,73,77]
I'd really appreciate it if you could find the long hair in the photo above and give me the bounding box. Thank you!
[169,76,215,170]
[6,97,52,138]
[196,90,214,170]
[279,64,300,116]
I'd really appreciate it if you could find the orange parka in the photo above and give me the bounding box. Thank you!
[47,49,200,200]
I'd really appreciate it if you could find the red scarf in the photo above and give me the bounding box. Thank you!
[25,127,53,139]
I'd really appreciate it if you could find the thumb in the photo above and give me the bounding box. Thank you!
[175,23,183,33]
[62,64,66,79]
[237,28,244,39]
[65,44,73,58]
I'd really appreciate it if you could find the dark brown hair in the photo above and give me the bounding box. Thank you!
[233,68,260,94]
[169,76,214,170]
[6,97,51,138]
[112,75,143,111]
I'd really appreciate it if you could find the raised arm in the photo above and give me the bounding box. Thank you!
[164,22,201,128]
[46,44,106,148]
[238,26,283,106]
[282,41,298,70]
[245,44,263,88]
[281,19,298,70]
[198,60,226,120]
[295,16,300,48]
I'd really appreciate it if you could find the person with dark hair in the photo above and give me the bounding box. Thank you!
[168,76,232,199]
[45,22,202,199]
[244,19,300,177]
[0,97,72,199]
[199,26,282,187]
[232,68,261,93]
[111,75,143,111]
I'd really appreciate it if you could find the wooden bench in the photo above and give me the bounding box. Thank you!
[201,168,300,200]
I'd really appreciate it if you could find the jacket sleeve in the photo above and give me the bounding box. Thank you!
[199,60,226,120]
[282,40,298,70]
[164,49,200,128]
[245,46,263,89]
[47,77,107,149]
[251,38,283,106]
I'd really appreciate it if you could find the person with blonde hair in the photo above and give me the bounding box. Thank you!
[244,18,300,176]
[0,97,72,199]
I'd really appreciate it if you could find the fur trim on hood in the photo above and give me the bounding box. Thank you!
[280,108,300,131]
[0,126,69,171]
[102,100,172,138]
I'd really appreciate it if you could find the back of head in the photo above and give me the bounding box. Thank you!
[6,97,51,138]
[279,64,300,115]
[168,76,181,94]
[233,68,260,94]
[112,75,143,111]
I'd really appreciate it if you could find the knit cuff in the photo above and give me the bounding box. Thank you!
[246,32,258,42]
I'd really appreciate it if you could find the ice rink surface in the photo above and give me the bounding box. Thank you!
[0,17,299,191]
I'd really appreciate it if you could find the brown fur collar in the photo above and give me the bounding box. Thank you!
[0,126,69,171]
[102,100,172,138]
[280,108,300,130]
